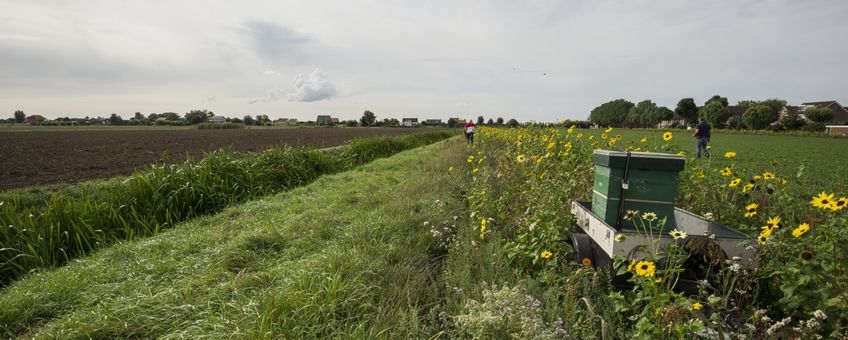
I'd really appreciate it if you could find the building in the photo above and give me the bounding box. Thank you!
[316,115,332,125]
[275,118,298,125]
[25,115,47,125]
[209,116,227,124]
[825,125,848,136]
[800,101,848,122]
[423,119,442,125]
[401,118,419,127]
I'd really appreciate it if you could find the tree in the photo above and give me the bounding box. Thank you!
[700,101,731,128]
[496,117,504,125]
[778,112,804,130]
[13,110,25,123]
[804,108,834,123]
[360,110,376,126]
[589,99,634,127]
[487,118,494,125]
[344,120,358,127]
[741,104,777,129]
[674,98,698,124]
[243,115,255,125]
[108,113,124,125]
[507,118,520,127]
[255,114,270,125]
[477,116,485,125]
[185,110,213,125]
[704,95,728,107]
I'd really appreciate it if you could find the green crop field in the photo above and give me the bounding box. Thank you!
[1,128,846,338]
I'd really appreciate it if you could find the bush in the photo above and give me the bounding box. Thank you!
[802,121,827,132]
[194,122,246,129]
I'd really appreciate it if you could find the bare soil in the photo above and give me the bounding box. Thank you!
[0,127,429,190]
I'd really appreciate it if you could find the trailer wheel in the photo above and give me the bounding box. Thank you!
[570,233,594,267]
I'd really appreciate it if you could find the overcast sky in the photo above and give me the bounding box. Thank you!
[1,0,847,122]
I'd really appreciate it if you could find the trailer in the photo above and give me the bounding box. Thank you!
[571,150,755,287]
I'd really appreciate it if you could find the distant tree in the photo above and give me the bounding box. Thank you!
[447,118,458,128]
[477,116,485,125]
[496,117,504,125]
[255,114,270,125]
[243,115,255,125]
[778,112,804,130]
[147,113,158,122]
[674,98,698,124]
[14,110,25,123]
[741,104,777,129]
[705,95,729,107]
[804,108,834,123]
[344,120,358,127]
[507,118,520,127]
[590,99,634,127]
[230,117,243,124]
[625,100,671,128]
[360,110,376,126]
[487,118,494,125]
[185,110,213,125]
[700,101,731,128]
[109,113,124,125]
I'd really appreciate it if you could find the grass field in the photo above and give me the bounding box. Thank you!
[1,128,846,338]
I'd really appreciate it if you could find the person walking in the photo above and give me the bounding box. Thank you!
[464,120,476,144]
[693,117,711,159]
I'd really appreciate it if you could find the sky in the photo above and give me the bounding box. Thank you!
[1,0,847,122]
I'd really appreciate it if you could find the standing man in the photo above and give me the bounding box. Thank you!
[464,119,476,144]
[693,117,711,159]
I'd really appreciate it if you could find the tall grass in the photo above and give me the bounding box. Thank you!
[0,131,453,286]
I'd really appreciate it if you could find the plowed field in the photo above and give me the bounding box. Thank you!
[0,127,430,190]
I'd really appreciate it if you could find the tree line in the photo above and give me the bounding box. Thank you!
[589,96,841,132]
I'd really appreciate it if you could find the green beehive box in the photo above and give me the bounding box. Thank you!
[591,150,685,230]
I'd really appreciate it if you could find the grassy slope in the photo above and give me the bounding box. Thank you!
[0,138,468,338]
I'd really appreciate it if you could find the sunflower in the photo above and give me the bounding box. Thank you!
[627,260,637,272]
[516,154,527,163]
[448,166,453,173]
[634,261,656,277]
[720,167,733,177]
[467,155,475,164]
[757,234,768,245]
[640,137,648,143]
[792,223,810,238]
[541,250,553,259]
[729,178,742,188]
[831,197,848,211]
[766,216,782,229]
[669,229,687,239]
[691,302,703,311]
[724,151,736,159]
[662,131,673,141]
[615,234,626,242]
[760,227,773,239]
[810,192,835,210]
[762,172,775,180]
[472,168,479,174]
[642,212,657,222]
[742,183,754,193]
[479,218,487,240]
[604,127,613,133]
[600,133,608,139]
[624,210,639,220]
[744,203,758,218]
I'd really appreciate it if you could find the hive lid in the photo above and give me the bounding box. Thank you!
[593,150,685,171]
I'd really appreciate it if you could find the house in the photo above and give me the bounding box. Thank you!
[25,115,47,125]
[447,118,466,127]
[330,117,340,125]
[799,101,848,122]
[423,119,442,125]
[209,116,227,124]
[657,117,686,129]
[316,115,332,125]
[726,106,749,126]
[275,118,298,125]
[401,118,419,127]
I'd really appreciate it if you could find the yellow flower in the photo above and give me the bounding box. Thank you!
[792,223,810,238]
[691,302,703,311]
[720,167,733,177]
[676,151,685,156]
[541,250,553,259]
[624,210,639,220]
[810,192,835,210]
[615,234,626,242]
[760,227,773,239]
[480,218,487,240]
[729,178,742,188]
[762,172,775,180]
[757,234,768,245]
[766,216,782,229]
[753,175,762,181]
[833,197,847,211]
[588,135,594,140]
[604,127,613,133]
[744,203,758,218]
[634,261,656,277]
[600,133,608,139]
[581,257,592,266]
[724,151,736,159]
[742,183,754,193]
[640,137,647,143]
[576,133,583,138]
[642,212,657,221]
[516,154,527,163]
[669,229,687,239]
[627,260,637,272]
[448,166,453,173]
[467,155,475,164]
[662,131,673,141]
[472,168,479,174]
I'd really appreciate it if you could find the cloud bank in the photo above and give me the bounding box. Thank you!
[286,69,338,102]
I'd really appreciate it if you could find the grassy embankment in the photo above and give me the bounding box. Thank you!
[0,132,454,286]
[0,137,473,338]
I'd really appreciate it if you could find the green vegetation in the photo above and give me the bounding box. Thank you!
[0,131,454,286]
[194,122,246,129]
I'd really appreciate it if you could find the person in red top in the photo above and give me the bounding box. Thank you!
[464,120,476,144]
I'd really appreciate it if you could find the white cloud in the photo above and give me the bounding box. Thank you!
[285,68,339,102]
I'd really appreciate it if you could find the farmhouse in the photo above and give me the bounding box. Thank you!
[316,115,332,125]
[800,101,848,122]
[209,116,227,124]
[401,118,419,127]
[25,115,47,125]
[423,119,442,125]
